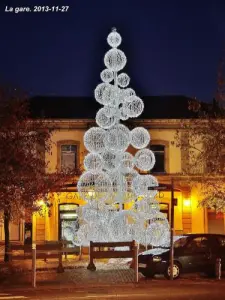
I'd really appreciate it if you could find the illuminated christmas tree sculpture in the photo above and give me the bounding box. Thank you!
[75,28,170,247]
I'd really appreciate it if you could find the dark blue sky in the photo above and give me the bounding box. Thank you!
[1,0,225,102]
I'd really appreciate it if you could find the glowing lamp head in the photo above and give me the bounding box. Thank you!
[183,199,191,207]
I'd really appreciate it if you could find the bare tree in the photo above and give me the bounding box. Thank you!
[175,53,225,212]
[0,87,79,261]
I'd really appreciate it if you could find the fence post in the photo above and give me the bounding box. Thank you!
[87,241,96,271]
[216,258,221,280]
[32,243,36,288]
[133,241,138,283]
[57,242,64,273]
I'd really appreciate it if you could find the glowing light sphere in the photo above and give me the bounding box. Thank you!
[131,127,150,149]
[135,199,159,219]
[101,150,118,171]
[105,124,130,152]
[124,96,144,118]
[100,69,114,83]
[84,127,106,153]
[118,152,134,173]
[146,222,170,247]
[117,73,130,88]
[96,107,118,129]
[77,171,112,202]
[110,210,137,241]
[143,197,160,215]
[73,224,90,246]
[102,84,121,107]
[84,153,103,171]
[104,106,118,117]
[147,175,159,198]
[149,212,169,225]
[119,106,129,121]
[135,149,156,171]
[94,83,109,105]
[104,48,127,72]
[123,88,136,102]
[132,174,153,197]
[107,29,122,48]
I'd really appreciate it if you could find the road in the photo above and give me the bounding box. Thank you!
[1,281,225,300]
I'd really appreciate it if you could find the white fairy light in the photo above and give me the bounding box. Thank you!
[124,96,144,118]
[119,107,129,121]
[77,171,112,202]
[101,150,118,171]
[118,152,134,173]
[107,29,122,48]
[117,73,130,88]
[146,222,170,247]
[102,84,121,107]
[77,28,170,248]
[84,127,106,153]
[104,48,127,72]
[94,83,109,105]
[84,153,103,171]
[104,124,130,152]
[100,69,114,83]
[96,107,118,129]
[134,149,156,171]
[123,88,136,102]
[130,127,150,149]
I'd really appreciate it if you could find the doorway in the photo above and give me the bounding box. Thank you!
[58,204,79,245]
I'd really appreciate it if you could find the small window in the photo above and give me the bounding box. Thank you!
[150,145,165,173]
[61,145,77,171]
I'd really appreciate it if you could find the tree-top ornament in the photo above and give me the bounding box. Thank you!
[75,28,170,247]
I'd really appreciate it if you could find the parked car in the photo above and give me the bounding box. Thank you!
[138,233,225,279]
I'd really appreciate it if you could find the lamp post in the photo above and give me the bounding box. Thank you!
[148,177,175,280]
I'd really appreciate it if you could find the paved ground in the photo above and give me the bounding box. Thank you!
[1,280,225,299]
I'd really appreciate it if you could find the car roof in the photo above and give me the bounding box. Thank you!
[180,233,225,238]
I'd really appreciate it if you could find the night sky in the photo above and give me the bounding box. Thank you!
[1,0,225,102]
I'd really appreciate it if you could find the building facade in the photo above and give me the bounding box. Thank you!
[0,96,224,243]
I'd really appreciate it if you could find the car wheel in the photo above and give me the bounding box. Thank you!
[141,269,155,278]
[164,262,181,280]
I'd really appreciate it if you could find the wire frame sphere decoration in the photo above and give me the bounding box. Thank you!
[81,201,110,223]
[77,171,112,202]
[84,127,106,153]
[102,84,121,107]
[123,88,136,102]
[94,83,109,105]
[96,107,118,129]
[132,174,157,197]
[119,106,129,121]
[110,210,137,242]
[76,28,170,248]
[107,28,122,48]
[135,198,160,219]
[118,152,134,173]
[84,153,103,171]
[134,149,156,171]
[146,222,170,247]
[147,175,159,198]
[101,150,118,171]
[104,48,127,72]
[130,127,150,149]
[100,69,114,83]
[104,124,130,152]
[117,73,130,88]
[124,96,144,118]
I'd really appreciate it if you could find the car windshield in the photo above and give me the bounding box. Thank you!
[174,237,188,248]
